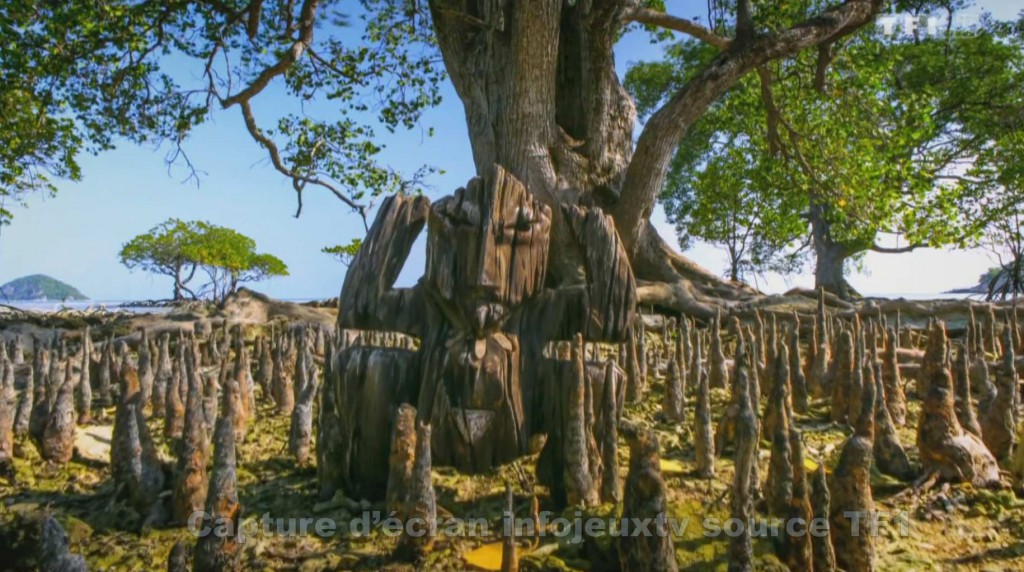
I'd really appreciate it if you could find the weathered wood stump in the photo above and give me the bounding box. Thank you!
[881,327,907,426]
[41,359,76,464]
[765,313,778,399]
[396,420,437,563]
[322,344,416,501]
[11,337,24,365]
[871,358,914,481]
[152,333,171,419]
[954,343,983,439]
[172,348,209,524]
[599,360,621,504]
[766,344,793,518]
[28,345,51,448]
[202,364,219,443]
[709,313,728,390]
[919,320,949,399]
[288,334,319,465]
[0,356,15,477]
[564,334,601,507]
[743,327,761,430]
[676,319,690,389]
[789,324,809,414]
[981,324,1019,461]
[386,403,418,515]
[829,330,854,425]
[229,342,250,445]
[39,516,87,572]
[618,422,677,572]
[845,324,867,426]
[662,358,685,423]
[1011,423,1024,495]
[49,338,65,401]
[138,329,154,414]
[230,331,252,440]
[77,328,93,425]
[13,363,33,439]
[167,540,191,572]
[637,323,648,388]
[165,347,186,440]
[968,305,981,356]
[694,333,715,479]
[256,336,273,400]
[919,367,1000,486]
[764,342,792,445]
[625,321,644,403]
[778,424,813,571]
[324,166,635,501]
[112,364,167,524]
[193,378,242,572]
[748,311,762,371]
[716,328,750,457]
[271,339,293,416]
[984,304,998,355]
[809,316,830,399]
[97,337,113,407]
[316,336,345,501]
[501,482,519,572]
[727,350,758,572]
[974,351,996,414]
[829,368,876,572]
[811,465,837,572]
[314,326,326,356]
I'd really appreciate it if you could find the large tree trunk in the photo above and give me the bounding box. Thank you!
[632,222,760,317]
[174,264,183,301]
[428,0,885,316]
[810,202,858,300]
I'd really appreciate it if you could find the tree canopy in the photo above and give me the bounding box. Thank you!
[119,218,288,302]
[321,238,363,267]
[0,0,443,226]
[12,0,1022,311]
[629,6,1024,297]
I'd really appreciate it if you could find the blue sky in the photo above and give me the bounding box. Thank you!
[1,1,1021,301]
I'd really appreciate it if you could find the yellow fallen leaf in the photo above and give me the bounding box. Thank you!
[463,541,505,571]
[660,459,686,475]
[804,458,830,474]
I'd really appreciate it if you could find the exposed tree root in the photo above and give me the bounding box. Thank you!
[633,230,1020,325]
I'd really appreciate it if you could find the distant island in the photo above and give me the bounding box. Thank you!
[947,266,1024,299]
[0,274,88,301]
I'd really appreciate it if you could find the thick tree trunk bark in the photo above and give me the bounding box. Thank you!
[810,201,859,300]
[174,264,183,301]
[427,0,884,315]
[814,246,851,299]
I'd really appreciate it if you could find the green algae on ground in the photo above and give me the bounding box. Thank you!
[3,336,1024,571]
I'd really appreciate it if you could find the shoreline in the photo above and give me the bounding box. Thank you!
[1,291,973,314]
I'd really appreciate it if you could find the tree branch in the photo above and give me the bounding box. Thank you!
[196,0,367,227]
[622,6,731,49]
[237,100,368,228]
[736,0,754,42]
[814,42,835,92]
[756,66,783,155]
[221,0,319,108]
[614,0,884,254]
[870,242,927,254]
